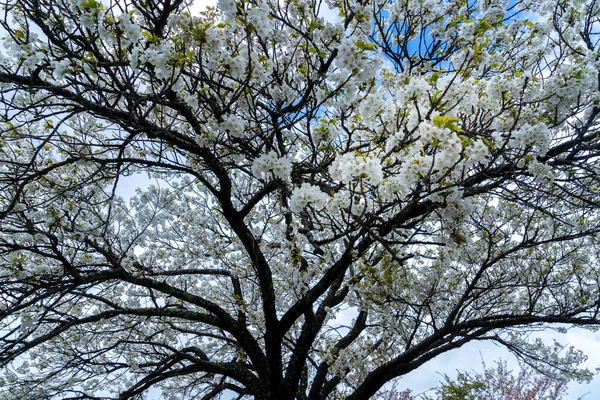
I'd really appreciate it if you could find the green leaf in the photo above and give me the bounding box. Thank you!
[482,138,494,150]
[80,0,102,10]
[356,40,377,51]
[142,31,159,43]
[433,115,463,132]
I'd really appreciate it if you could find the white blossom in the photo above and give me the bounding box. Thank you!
[329,153,384,185]
[251,151,292,181]
[290,183,328,212]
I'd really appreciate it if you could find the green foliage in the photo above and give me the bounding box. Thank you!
[434,372,486,400]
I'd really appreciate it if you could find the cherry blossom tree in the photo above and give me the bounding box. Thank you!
[374,359,570,400]
[425,360,569,400]
[0,0,599,398]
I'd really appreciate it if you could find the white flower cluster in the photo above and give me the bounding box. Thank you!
[219,114,246,138]
[131,42,174,79]
[394,75,430,104]
[329,153,384,185]
[251,151,292,181]
[2,31,45,71]
[290,183,328,213]
[464,139,490,167]
[332,35,382,85]
[217,0,237,23]
[509,123,551,155]
[247,7,272,39]
[79,11,98,31]
[52,59,70,80]
[183,93,198,108]
[439,187,473,222]
[357,90,384,121]
[118,14,142,48]
[527,160,554,182]
[379,176,411,201]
